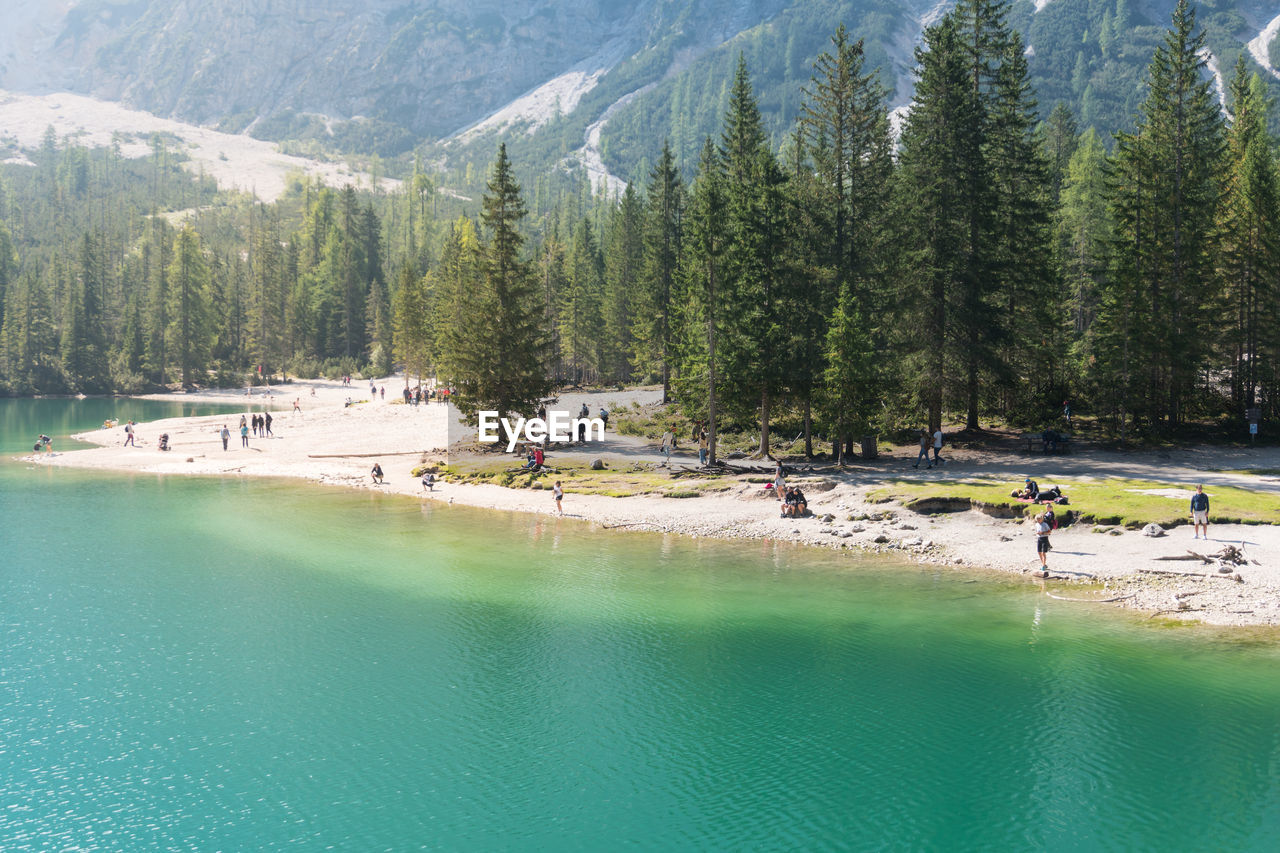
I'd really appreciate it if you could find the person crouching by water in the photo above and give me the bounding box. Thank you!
[1033,512,1051,577]
[421,471,435,491]
[371,462,384,484]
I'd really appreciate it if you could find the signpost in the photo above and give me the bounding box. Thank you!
[1247,407,1260,444]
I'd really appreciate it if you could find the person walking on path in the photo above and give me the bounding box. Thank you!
[660,429,674,467]
[932,428,944,466]
[220,425,230,450]
[1033,512,1051,577]
[293,398,302,415]
[914,429,930,468]
[264,412,273,437]
[240,423,249,447]
[123,421,135,447]
[1191,485,1210,540]
[552,480,564,515]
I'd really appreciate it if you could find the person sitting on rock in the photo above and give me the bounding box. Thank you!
[792,488,808,517]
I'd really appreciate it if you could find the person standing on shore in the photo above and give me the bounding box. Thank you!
[1034,512,1051,576]
[293,398,302,415]
[1190,485,1210,540]
[264,412,273,437]
[552,480,564,515]
[220,425,230,450]
[240,422,249,448]
[123,421,135,447]
[932,428,944,466]
[773,460,787,501]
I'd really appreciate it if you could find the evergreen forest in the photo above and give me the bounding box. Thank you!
[2,0,1278,457]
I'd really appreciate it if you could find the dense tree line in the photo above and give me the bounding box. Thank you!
[3,1,1279,455]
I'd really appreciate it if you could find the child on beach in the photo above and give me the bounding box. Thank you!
[553,481,564,515]
[1033,512,1051,577]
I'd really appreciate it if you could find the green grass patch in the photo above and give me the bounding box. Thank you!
[867,477,1280,528]
[439,458,728,498]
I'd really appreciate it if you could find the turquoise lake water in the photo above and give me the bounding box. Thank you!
[2,398,1280,850]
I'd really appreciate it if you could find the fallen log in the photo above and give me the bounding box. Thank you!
[308,451,432,458]
[1138,568,1243,582]
[1153,553,1212,563]
[1045,591,1136,603]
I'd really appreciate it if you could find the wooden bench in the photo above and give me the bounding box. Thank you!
[1024,432,1072,454]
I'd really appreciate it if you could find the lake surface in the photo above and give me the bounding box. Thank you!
[3,399,1280,850]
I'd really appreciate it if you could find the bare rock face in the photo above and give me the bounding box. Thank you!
[21,0,796,146]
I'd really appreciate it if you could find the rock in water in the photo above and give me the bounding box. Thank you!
[1142,523,1166,537]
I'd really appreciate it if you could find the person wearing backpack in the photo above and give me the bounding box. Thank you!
[123,421,135,447]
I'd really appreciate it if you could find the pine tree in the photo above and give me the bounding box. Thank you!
[602,183,643,383]
[675,138,728,465]
[717,55,791,457]
[1219,60,1280,413]
[559,218,604,384]
[439,145,552,430]
[1040,102,1079,203]
[1099,0,1226,428]
[167,224,212,388]
[895,15,980,433]
[634,141,684,398]
[61,233,110,392]
[1057,129,1112,341]
[799,25,895,458]
[392,264,434,387]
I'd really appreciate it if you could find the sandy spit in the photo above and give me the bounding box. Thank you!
[19,379,1280,631]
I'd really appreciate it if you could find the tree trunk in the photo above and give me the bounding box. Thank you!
[707,265,718,467]
[757,387,771,459]
[803,398,813,458]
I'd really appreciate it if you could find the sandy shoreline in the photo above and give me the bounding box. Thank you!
[18,378,1280,630]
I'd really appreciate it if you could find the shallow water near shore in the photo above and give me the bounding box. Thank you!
[3,399,1280,849]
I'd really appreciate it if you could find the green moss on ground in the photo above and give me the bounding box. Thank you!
[868,478,1280,528]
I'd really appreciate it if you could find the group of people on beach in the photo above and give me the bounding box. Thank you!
[780,487,808,518]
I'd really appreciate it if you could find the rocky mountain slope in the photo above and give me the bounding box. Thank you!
[0,0,1276,176]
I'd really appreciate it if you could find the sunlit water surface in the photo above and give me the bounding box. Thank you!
[2,399,1279,850]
